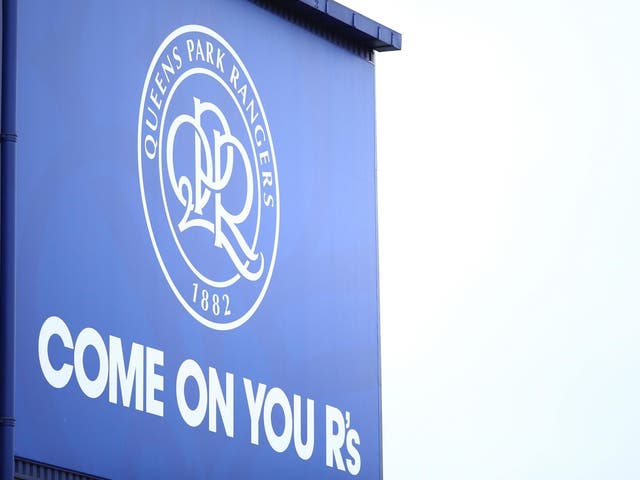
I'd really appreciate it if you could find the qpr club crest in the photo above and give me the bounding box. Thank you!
[138,25,279,330]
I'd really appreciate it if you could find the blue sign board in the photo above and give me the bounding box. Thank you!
[11,1,399,478]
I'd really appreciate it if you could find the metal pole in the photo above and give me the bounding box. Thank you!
[1,0,17,478]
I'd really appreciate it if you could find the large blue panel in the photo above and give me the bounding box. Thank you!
[15,1,379,478]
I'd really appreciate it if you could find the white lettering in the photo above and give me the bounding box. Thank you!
[74,327,109,399]
[259,150,270,165]
[254,124,265,147]
[245,99,258,124]
[263,387,293,453]
[206,41,214,66]
[176,359,207,427]
[326,405,346,471]
[38,316,164,415]
[244,378,267,445]
[172,45,183,70]
[294,394,314,460]
[38,316,73,389]
[145,346,164,417]
[230,65,240,89]
[108,336,144,410]
[262,171,273,188]
[149,88,162,110]
[208,368,234,437]
[346,428,361,475]
[144,134,157,160]
[186,39,195,61]
[237,84,247,105]
[216,48,225,72]
[195,39,205,61]
[154,71,166,95]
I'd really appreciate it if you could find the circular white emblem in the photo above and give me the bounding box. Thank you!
[138,25,279,330]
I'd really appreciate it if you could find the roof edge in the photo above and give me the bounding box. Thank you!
[256,0,402,52]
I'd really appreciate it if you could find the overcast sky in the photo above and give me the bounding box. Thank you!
[342,1,640,478]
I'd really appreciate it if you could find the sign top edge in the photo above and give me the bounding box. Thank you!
[252,0,403,52]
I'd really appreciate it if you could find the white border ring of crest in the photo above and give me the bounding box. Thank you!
[137,24,280,331]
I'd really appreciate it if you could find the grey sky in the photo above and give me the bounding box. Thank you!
[344,1,640,478]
